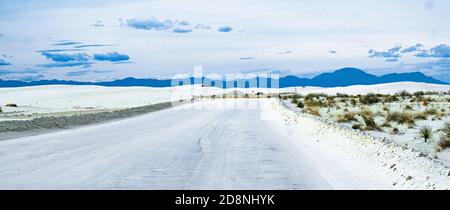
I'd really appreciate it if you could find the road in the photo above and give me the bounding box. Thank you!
[0,99,333,189]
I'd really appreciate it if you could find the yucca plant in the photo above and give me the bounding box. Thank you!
[442,122,450,139]
[419,126,433,143]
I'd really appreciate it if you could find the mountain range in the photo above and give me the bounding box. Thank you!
[0,68,447,88]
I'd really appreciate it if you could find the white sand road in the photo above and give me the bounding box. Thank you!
[0,99,384,189]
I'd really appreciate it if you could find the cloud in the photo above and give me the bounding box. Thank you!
[0,69,39,75]
[385,58,399,62]
[74,44,112,48]
[38,49,84,53]
[0,59,11,66]
[52,40,82,46]
[239,57,255,60]
[413,44,450,58]
[93,52,130,62]
[125,18,174,31]
[39,61,93,68]
[278,51,293,55]
[425,0,434,10]
[179,20,190,26]
[429,44,450,58]
[41,52,91,62]
[66,70,112,76]
[90,20,104,27]
[0,71,45,81]
[194,24,211,30]
[328,50,337,54]
[123,17,228,34]
[401,44,424,53]
[240,67,291,76]
[368,46,402,58]
[218,26,233,32]
[415,51,431,58]
[172,28,192,33]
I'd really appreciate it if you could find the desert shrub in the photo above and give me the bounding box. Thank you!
[438,136,450,150]
[297,101,305,108]
[359,93,380,105]
[392,127,399,134]
[417,97,435,103]
[381,122,391,127]
[398,90,411,97]
[386,112,415,125]
[324,98,337,107]
[305,93,327,100]
[336,112,356,123]
[304,99,325,107]
[425,91,439,95]
[424,108,438,116]
[419,126,433,143]
[442,122,450,139]
[404,105,413,111]
[336,93,349,98]
[414,91,425,97]
[292,94,302,100]
[360,110,379,130]
[305,106,321,116]
[350,98,357,106]
[382,95,398,103]
[352,123,361,130]
[414,112,428,120]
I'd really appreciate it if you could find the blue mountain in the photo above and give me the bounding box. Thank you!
[0,68,447,88]
[278,68,447,88]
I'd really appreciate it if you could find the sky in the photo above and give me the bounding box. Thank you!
[0,0,449,82]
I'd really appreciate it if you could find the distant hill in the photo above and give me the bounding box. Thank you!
[0,68,447,88]
[279,68,447,88]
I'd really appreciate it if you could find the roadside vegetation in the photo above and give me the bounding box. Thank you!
[282,90,450,156]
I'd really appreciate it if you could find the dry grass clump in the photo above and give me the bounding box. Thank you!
[386,112,415,125]
[359,93,380,105]
[436,122,450,151]
[305,106,321,116]
[414,91,426,97]
[397,90,411,97]
[304,99,325,107]
[305,93,327,100]
[359,110,380,131]
[404,105,413,111]
[414,112,428,120]
[442,122,450,138]
[438,138,450,150]
[290,94,302,103]
[424,108,438,116]
[336,112,357,123]
[336,93,350,98]
[382,95,399,103]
